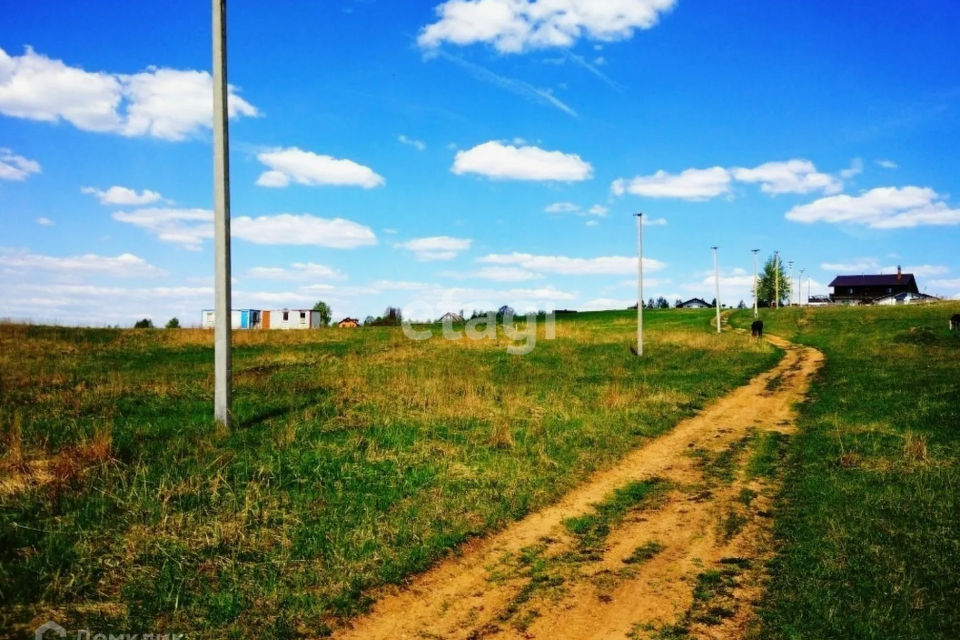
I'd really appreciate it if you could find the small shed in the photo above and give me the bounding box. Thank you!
[268,309,322,330]
[439,312,464,323]
[201,309,262,329]
[677,298,711,309]
[338,317,360,328]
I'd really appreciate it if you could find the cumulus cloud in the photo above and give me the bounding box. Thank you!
[255,147,385,189]
[418,0,677,53]
[642,216,667,226]
[0,248,165,277]
[0,46,258,141]
[113,208,378,251]
[246,263,346,281]
[731,160,842,195]
[453,141,592,181]
[36,217,54,226]
[545,201,580,213]
[611,167,730,200]
[81,185,167,206]
[398,134,426,151]
[585,220,599,226]
[477,252,666,275]
[838,158,864,180]
[786,186,960,229]
[614,159,851,201]
[395,236,472,261]
[0,148,40,181]
[877,159,898,170]
[588,204,609,216]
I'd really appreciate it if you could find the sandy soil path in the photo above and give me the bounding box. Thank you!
[333,332,823,640]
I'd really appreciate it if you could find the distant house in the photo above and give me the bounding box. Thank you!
[807,295,832,307]
[438,312,464,323]
[829,267,918,304]
[874,291,940,306]
[201,309,262,329]
[338,317,360,328]
[677,298,711,309]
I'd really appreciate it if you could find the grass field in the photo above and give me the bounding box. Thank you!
[0,310,777,638]
[731,302,960,640]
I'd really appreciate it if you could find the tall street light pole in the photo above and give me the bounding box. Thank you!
[635,213,643,356]
[712,246,721,333]
[799,268,805,306]
[752,249,759,318]
[788,261,794,307]
[212,0,233,428]
[774,251,780,309]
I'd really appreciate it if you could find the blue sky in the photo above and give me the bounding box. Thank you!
[2,0,960,325]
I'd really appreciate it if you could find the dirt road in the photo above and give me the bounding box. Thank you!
[333,334,823,640]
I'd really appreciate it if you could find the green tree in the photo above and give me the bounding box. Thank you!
[656,296,669,309]
[312,301,332,327]
[165,317,181,329]
[756,255,792,306]
[134,318,154,329]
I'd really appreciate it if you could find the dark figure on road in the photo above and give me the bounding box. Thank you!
[751,320,764,338]
[951,314,960,331]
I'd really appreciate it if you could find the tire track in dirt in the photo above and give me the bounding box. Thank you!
[332,332,823,640]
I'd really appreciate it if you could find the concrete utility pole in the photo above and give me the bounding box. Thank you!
[712,246,721,333]
[774,251,780,309]
[212,0,232,428]
[752,249,760,318]
[635,213,644,356]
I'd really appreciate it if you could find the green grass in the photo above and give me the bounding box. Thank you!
[731,302,960,640]
[0,309,777,638]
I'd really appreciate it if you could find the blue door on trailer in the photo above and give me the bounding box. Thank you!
[240,310,250,329]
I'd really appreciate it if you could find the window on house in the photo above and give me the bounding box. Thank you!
[282,311,289,322]
[300,311,307,322]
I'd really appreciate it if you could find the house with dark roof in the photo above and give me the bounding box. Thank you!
[677,298,712,309]
[829,267,918,304]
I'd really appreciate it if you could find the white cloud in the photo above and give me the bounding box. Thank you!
[112,208,213,250]
[256,147,385,189]
[877,159,898,170]
[545,201,580,213]
[398,134,426,151]
[36,217,54,226]
[113,208,378,250]
[612,167,730,200]
[838,158,864,180]
[882,264,950,277]
[0,248,165,277]
[396,236,472,261]
[246,263,346,281]
[785,186,960,229]
[477,252,666,275]
[418,0,677,53]
[477,266,543,281]
[453,141,592,181]
[0,148,41,181]
[820,258,879,272]
[0,46,258,141]
[580,297,635,311]
[585,220,599,226]
[588,204,609,216]
[732,160,842,195]
[81,185,166,206]
[930,277,960,291]
[642,216,667,226]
